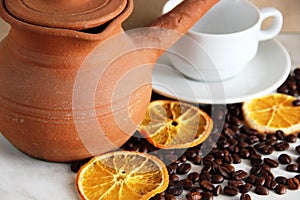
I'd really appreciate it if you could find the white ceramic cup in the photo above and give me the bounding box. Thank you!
[164,0,283,82]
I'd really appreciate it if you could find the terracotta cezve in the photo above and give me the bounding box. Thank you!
[0,0,219,162]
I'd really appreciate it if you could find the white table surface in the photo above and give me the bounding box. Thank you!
[1,18,300,200]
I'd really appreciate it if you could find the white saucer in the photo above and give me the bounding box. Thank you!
[152,39,291,104]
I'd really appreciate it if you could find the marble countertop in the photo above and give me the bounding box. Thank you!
[0,16,300,200]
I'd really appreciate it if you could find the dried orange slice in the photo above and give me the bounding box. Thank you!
[242,93,300,134]
[76,151,169,200]
[138,100,213,149]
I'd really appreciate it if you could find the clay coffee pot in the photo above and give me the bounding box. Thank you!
[0,0,219,162]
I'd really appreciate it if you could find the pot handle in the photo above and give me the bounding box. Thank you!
[149,0,219,32]
[146,0,219,57]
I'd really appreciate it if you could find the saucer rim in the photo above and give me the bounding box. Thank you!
[152,39,291,104]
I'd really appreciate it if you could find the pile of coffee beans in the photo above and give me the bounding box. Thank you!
[71,68,300,200]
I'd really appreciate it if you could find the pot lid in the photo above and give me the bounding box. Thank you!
[4,0,128,30]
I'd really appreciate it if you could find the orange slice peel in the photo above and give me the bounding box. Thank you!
[138,100,213,149]
[242,93,300,134]
[76,151,169,200]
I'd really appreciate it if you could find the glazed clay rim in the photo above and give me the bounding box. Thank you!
[4,0,127,30]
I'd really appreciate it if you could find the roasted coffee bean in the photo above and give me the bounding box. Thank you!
[211,163,220,174]
[228,144,239,154]
[267,133,277,140]
[199,172,212,182]
[170,162,179,171]
[224,154,234,164]
[221,163,235,173]
[152,193,165,200]
[274,142,290,151]
[214,150,225,158]
[270,180,278,190]
[203,155,215,163]
[296,145,300,154]
[275,176,287,185]
[165,193,176,200]
[239,183,253,193]
[223,127,236,139]
[287,79,297,90]
[223,149,230,156]
[264,178,278,190]
[236,134,248,142]
[240,193,251,200]
[218,140,231,150]
[229,125,240,134]
[249,153,262,161]
[213,185,222,196]
[286,164,298,172]
[180,179,194,190]
[264,158,279,168]
[201,191,214,200]
[223,185,239,196]
[285,134,297,143]
[199,180,214,191]
[217,167,230,179]
[247,146,258,155]
[298,132,300,139]
[176,163,192,174]
[266,138,278,146]
[186,191,201,200]
[211,174,224,184]
[230,116,243,126]
[166,184,183,196]
[275,130,285,140]
[185,150,197,160]
[193,155,202,165]
[240,126,258,135]
[250,157,263,166]
[239,149,250,159]
[178,154,187,162]
[292,99,300,106]
[263,163,271,171]
[254,142,265,151]
[255,177,266,186]
[260,168,275,179]
[170,174,180,183]
[214,158,223,165]
[275,184,287,195]
[188,172,199,183]
[246,174,257,184]
[167,165,175,174]
[246,135,260,144]
[191,187,203,193]
[232,154,242,164]
[228,180,244,187]
[297,156,300,164]
[287,177,300,190]
[294,68,300,76]
[261,145,275,154]
[257,134,267,142]
[232,170,248,180]
[70,161,82,173]
[278,85,290,94]
[228,138,239,146]
[239,141,250,149]
[201,163,213,173]
[296,175,300,182]
[250,165,262,175]
[254,186,269,195]
[278,153,292,164]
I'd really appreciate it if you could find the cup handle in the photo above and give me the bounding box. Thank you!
[258,7,283,41]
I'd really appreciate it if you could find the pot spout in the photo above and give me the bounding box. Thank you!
[145,0,219,59]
